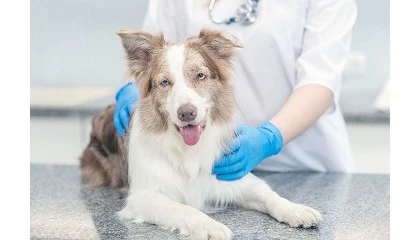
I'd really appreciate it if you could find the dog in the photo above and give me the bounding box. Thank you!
[80,29,322,240]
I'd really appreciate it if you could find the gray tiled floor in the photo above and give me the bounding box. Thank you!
[30,116,390,173]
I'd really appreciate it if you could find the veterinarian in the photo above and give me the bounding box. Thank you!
[113,0,357,180]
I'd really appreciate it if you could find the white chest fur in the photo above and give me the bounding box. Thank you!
[127,110,235,209]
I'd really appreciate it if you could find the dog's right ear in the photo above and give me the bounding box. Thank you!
[117,30,165,76]
[198,29,243,60]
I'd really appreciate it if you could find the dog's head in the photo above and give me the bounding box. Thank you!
[117,29,242,146]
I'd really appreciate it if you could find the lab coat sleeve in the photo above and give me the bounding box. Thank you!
[140,0,165,33]
[139,0,181,43]
[294,0,357,112]
[140,0,158,33]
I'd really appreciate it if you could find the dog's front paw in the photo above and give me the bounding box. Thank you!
[271,202,323,228]
[117,206,145,223]
[184,217,232,240]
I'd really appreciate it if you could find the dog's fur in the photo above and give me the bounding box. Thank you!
[80,29,322,240]
[80,104,128,189]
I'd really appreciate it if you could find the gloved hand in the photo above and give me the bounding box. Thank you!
[212,121,283,181]
[113,81,140,138]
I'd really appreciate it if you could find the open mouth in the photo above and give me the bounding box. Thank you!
[175,119,207,146]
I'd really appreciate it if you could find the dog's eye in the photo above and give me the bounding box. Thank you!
[160,79,170,86]
[196,73,206,81]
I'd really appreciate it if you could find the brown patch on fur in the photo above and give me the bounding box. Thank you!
[118,30,173,134]
[138,92,170,133]
[79,105,128,189]
[184,29,242,125]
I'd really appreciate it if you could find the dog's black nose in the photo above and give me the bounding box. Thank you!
[177,104,197,122]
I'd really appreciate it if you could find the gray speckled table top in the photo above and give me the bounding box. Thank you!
[30,164,389,240]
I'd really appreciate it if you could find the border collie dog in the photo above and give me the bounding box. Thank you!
[80,29,322,240]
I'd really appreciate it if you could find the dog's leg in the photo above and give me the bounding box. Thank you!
[119,189,233,240]
[242,175,322,228]
[214,174,322,228]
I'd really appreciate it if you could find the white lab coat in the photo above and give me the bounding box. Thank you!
[139,0,357,172]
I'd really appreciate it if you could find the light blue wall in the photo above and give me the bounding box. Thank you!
[340,0,390,114]
[31,0,389,114]
[30,0,149,88]
[349,0,389,89]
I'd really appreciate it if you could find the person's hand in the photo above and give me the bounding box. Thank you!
[212,122,283,181]
[113,81,140,138]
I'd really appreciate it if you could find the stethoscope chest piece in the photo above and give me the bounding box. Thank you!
[236,1,258,25]
[209,0,260,26]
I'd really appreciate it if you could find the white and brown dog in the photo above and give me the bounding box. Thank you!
[80,29,322,240]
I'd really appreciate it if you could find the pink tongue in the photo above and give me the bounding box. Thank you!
[180,125,200,146]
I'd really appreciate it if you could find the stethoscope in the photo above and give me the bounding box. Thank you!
[208,0,260,25]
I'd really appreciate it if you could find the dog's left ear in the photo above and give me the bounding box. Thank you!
[117,30,165,75]
[198,29,243,60]
[117,30,165,97]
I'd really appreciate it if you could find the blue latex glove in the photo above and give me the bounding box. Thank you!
[113,81,140,138]
[212,122,283,181]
